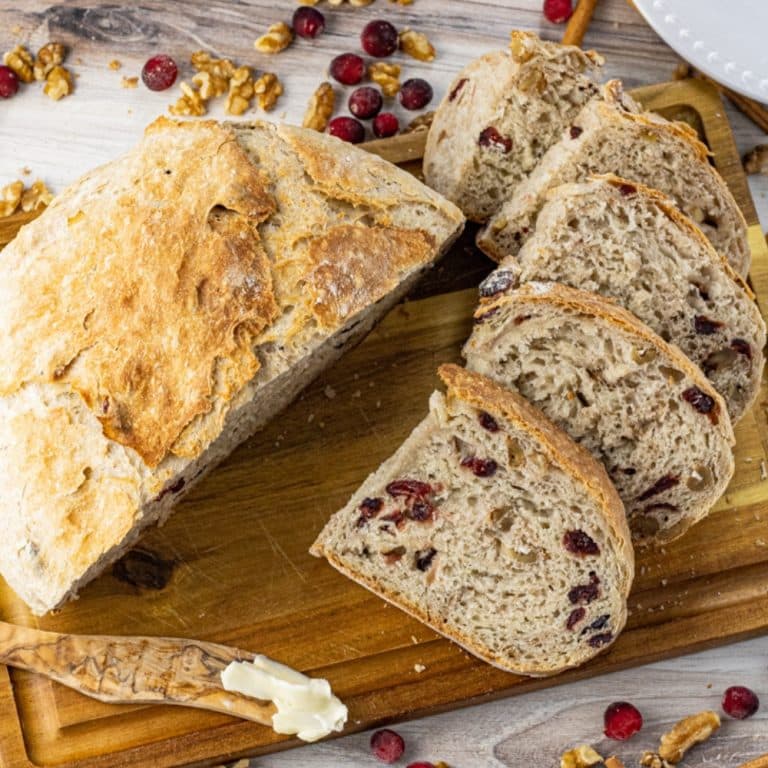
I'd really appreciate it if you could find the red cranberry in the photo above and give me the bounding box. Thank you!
[0,65,19,99]
[361,19,398,58]
[386,479,433,499]
[373,112,399,138]
[563,530,600,556]
[461,456,498,477]
[330,52,365,85]
[568,572,600,605]
[328,116,365,144]
[682,387,717,422]
[604,701,643,740]
[570,125,583,139]
[731,338,752,359]
[618,182,637,197]
[478,127,513,153]
[478,410,499,432]
[142,54,178,91]
[449,78,468,102]
[694,315,723,335]
[722,686,759,719]
[415,547,437,571]
[637,474,680,502]
[349,86,383,119]
[293,6,325,39]
[543,0,574,24]
[566,607,586,630]
[370,729,405,763]
[588,632,613,648]
[400,78,433,110]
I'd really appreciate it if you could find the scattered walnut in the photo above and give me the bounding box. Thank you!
[0,181,24,218]
[509,30,536,64]
[642,710,721,766]
[744,145,768,176]
[43,65,73,100]
[389,0,413,4]
[297,0,320,4]
[168,81,207,116]
[191,50,235,94]
[254,72,283,111]
[109,59,122,70]
[191,70,224,100]
[20,180,53,212]
[33,42,66,81]
[399,28,435,62]
[254,22,293,54]
[560,745,605,768]
[349,0,375,5]
[3,44,34,83]
[368,61,401,96]
[303,81,335,132]
[403,110,435,133]
[225,66,256,115]
[122,76,138,88]
[605,758,625,768]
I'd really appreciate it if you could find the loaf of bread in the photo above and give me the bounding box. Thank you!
[0,117,464,615]
[483,175,765,422]
[311,364,634,676]
[423,31,603,222]
[478,82,751,276]
[464,282,735,544]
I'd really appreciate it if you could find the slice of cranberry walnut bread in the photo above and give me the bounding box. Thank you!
[423,31,604,223]
[311,364,634,676]
[477,81,750,276]
[485,175,765,423]
[464,283,735,544]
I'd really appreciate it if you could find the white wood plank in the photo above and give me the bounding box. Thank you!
[1,2,766,766]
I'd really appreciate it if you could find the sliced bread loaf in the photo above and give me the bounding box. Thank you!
[311,364,634,676]
[482,175,765,422]
[464,283,735,544]
[477,82,751,276]
[0,117,464,615]
[423,31,604,222]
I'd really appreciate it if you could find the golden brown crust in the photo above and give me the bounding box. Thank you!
[438,363,634,592]
[476,282,735,446]
[306,225,435,328]
[592,173,754,298]
[0,118,279,467]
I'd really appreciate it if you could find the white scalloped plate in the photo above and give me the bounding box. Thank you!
[633,0,768,102]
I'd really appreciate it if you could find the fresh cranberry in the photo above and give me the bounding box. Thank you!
[0,65,19,99]
[543,0,574,24]
[722,686,759,719]
[292,6,325,39]
[361,20,398,58]
[330,52,365,85]
[694,315,723,335]
[461,456,498,477]
[563,530,600,556]
[349,86,383,119]
[328,116,365,144]
[373,112,399,138]
[604,701,643,740]
[370,729,405,763]
[478,410,499,432]
[141,54,178,91]
[400,78,433,110]
[478,126,513,153]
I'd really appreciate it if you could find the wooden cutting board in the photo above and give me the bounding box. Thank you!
[1,78,767,768]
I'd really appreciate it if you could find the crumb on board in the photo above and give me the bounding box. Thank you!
[109,59,122,70]
[324,385,336,399]
[414,663,426,673]
[122,76,138,88]
[761,460,767,481]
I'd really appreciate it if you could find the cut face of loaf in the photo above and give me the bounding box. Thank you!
[311,364,634,676]
[477,82,750,276]
[423,31,603,222]
[0,117,464,615]
[483,175,765,422]
[464,283,735,544]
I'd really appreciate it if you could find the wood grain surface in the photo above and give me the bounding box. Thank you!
[1,1,767,767]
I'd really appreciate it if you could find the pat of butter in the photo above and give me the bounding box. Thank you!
[221,655,348,742]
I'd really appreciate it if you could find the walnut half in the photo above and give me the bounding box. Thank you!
[254,22,293,54]
[303,81,335,132]
[560,745,604,768]
[641,710,721,766]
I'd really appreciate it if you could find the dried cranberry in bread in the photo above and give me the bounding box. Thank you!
[478,81,750,276]
[423,31,603,222]
[0,117,463,615]
[486,174,765,422]
[311,364,634,676]
[464,282,735,544]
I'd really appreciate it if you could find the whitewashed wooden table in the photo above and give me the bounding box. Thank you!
[0,1,766,766]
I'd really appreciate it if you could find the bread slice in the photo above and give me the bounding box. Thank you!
[482,175,765,422]
[0,117,464,615]
[423,31,603,222]
[311,364,634,676]
[477,82,751,276]
[464,283,735,544]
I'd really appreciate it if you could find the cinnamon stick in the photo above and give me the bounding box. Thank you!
[562,0,599,46]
